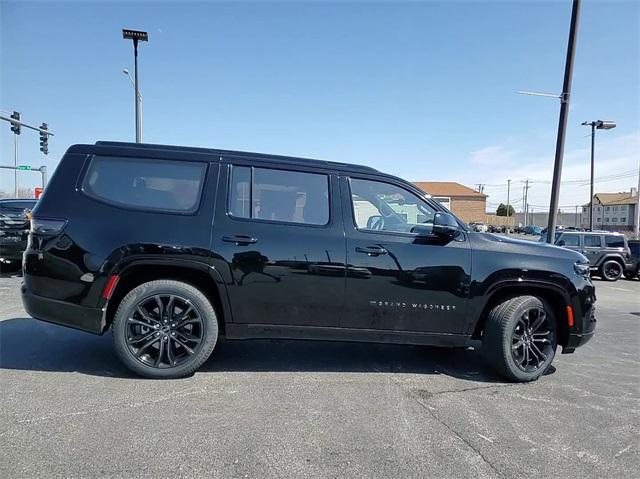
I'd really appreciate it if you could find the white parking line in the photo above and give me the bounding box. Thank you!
[607,287,633,292]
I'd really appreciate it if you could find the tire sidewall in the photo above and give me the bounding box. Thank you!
[112,280,218,379]
[500,296,558,382]
[601,260,622,281]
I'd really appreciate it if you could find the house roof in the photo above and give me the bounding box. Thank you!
[582,192,638,207]
[412,181,487,198]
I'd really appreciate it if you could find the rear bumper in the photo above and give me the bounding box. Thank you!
[21,284,106,334]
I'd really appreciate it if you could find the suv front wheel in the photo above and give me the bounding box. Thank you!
[112,280,219,379]
[482,295,557,382]
[600,260,623,281]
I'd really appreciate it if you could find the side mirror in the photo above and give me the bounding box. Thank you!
[366,215,384,230]
[557,240,566,246]
[432,212,461,239]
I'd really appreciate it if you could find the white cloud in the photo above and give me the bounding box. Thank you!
[461,131,639,212]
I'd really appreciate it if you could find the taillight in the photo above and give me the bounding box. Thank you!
[30,217,67,235]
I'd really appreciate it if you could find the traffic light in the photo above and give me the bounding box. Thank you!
[10,111,21,135]
[39,123,49,155]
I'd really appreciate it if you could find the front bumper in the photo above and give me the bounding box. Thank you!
[21,284,106,334]
[563,297,597,353]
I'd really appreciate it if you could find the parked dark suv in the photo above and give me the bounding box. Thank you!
[22,142,596,381]
[624,239,639,280]
[543,230,632,281]
[1,198,38,270]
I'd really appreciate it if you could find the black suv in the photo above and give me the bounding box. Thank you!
[1,198,38,270]
[544,230,632,281]
[624,240,639,280]
[21,142,596,381]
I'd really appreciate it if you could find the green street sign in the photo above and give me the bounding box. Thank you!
[17,165,32,170]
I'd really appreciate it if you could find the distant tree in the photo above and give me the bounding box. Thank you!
[496,203,515,217]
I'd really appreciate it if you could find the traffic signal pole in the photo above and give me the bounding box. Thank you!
[14,133,19,197]
[1,113,53,197]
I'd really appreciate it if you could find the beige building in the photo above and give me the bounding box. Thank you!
[580,189,638,231]
[412,181,487,223]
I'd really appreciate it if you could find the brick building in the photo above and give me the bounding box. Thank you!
[412,181,487,223]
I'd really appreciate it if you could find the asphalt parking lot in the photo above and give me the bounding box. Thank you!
[1,271,638,478]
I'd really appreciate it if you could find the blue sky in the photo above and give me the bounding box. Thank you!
[1,0,638,212]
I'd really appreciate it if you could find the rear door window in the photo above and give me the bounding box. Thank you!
[604,235,625,248]
[583,235,602,248]
[82,156,207,213]
[228,166,330,225]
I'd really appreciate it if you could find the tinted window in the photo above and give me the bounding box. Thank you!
[83,156,206,212]
[557,233,580,247]
[605,235,625,248]
[0,200,37,210]
[584,235,601,248]
[228,166,329,225]
[350,178,437,234]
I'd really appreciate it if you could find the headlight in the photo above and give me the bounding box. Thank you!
[574,261,590,278]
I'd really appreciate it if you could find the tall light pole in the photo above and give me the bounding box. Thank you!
[122,69,143,140]
[546,0,581,243]
[581,120,616,231]
[122,29,148,143]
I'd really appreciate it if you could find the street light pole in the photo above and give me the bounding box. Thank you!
[122,29,148,143]
[588,121,595,230]
[547,0,581,243]
[582,120,616,231]
[134,38,141,142]
[123,69,143,140]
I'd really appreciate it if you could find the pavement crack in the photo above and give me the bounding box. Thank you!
[12,385,208,426]
[413,383,517,400]
[413,391,506,478]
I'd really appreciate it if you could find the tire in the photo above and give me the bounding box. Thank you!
[112,280,219,379]
[482,295,557,382]
[600,260,623,282]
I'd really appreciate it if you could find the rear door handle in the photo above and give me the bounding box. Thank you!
[222,235,258,245]
[356,246,388,256]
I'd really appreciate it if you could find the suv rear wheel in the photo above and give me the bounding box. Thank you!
[600,260,623,281]
[112,280,219,379]
[482,295,557,382]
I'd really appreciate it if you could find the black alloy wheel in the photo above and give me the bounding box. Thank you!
[510,306,555,373]
[125,294,204,368]
[482,295,558,382]
[601,260,623,281]
[112,280,218,379]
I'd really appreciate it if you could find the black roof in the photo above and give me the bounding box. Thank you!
[91,141,379,174]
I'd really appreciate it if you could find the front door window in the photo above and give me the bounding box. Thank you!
[349,178,436,235]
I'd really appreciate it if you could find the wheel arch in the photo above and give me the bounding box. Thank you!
[102,260,232,334]
[472,282,572,348]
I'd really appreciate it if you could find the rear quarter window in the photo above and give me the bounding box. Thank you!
[82,156,207,213]
[604,235,625,248]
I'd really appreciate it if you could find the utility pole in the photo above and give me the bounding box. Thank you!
[546,0,581,243]
[523,179,530,227]
[575,205,579,227]
[506,179,511,233]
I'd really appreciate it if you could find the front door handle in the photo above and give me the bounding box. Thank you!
[355,246,388,256]
[222,235,258,245]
